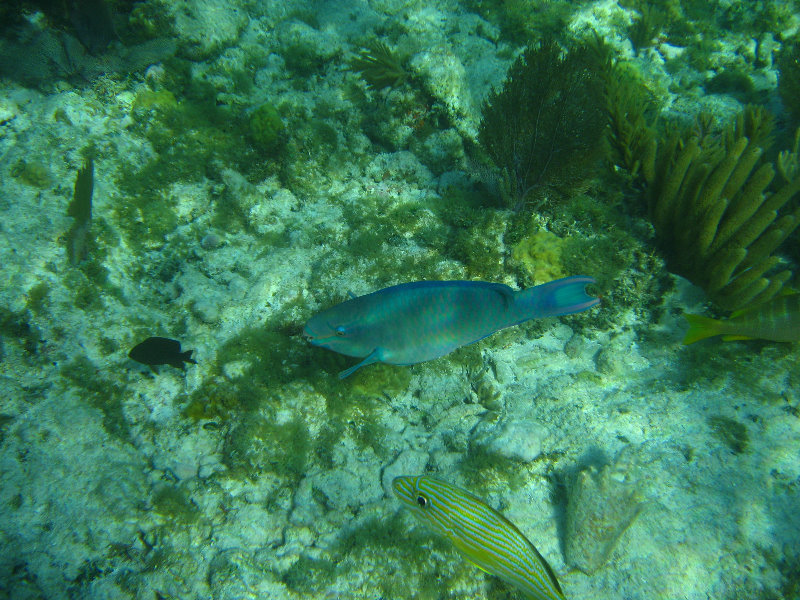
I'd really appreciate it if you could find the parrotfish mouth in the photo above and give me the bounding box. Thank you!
[302,321,319,340]
[302,325,332,345]
[303,320,341,343]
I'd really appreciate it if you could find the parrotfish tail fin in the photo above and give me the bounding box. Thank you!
[682,313,723,344]
[183,350,197,364]
[339,348,382,379]
[514,276,600,320]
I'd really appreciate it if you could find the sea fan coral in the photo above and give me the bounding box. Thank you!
[477,39,607,209]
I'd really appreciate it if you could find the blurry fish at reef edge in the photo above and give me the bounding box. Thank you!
[128,337,197,369]
[304,276,599,378]
[393,475,566,600]
[683,293,800,344]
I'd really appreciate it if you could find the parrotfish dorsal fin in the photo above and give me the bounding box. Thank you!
[487,283,514,308]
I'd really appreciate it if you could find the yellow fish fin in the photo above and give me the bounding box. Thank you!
[450,536,491,573]
[463,554,491,574]
[683,313,724,345]
[721,334,753,341]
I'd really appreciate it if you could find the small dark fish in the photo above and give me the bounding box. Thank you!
[128,337,197,370]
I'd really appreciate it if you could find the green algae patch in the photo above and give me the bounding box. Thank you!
[60,356,129,441]
[310,386,389,458]
[181,376,265,423]
[448,213,505,280]
[331,512,459,600]
[705,69,756,102]
[456,441,527,497]
[467,0,577,44]
[112,179,181,255]
[341,197,448,263]
[212,322,326,388]
[185,324,307,422]
[63,245,124,312]
[0,307,42,357]
[117,78,286,252]
[337,367,410,457]
[281,554,337,594]
[313,422,345,470]
[11,159,51,188]
[132,89,178,115]
[248,102,285,153]
[349,364,412,399]
[349,406,392,459]
[127,0,176,41]
[708,416,749,454]
[150,482,200,523]
[575,370,603,385]
[222,415,310,483]
[182,316,348,458]
[24,283,50,316]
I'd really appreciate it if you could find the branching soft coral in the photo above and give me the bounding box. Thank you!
[643,106,800,310]
[349,40,408,91]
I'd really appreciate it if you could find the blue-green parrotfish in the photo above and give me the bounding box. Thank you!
[683,293,800,344]
[304,276,599,378]
[393,475,566,600]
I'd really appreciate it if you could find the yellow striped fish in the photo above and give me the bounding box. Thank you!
[392,475,566,600]
[683,293,800,344]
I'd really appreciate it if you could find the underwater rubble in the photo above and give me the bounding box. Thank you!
[0,1,799,600]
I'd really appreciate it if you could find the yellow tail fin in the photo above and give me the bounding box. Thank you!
[682,313,724,345]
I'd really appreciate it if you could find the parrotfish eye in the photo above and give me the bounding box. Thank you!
[416,495,428,508]
[335,326,346,337]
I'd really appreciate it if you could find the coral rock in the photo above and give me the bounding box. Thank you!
[564,451,646,573]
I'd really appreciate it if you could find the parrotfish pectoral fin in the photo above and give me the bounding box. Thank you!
[339,348,383,379]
